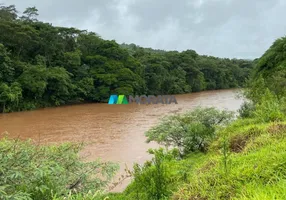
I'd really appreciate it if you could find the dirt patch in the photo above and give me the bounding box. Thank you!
[229,127,263,153]
[230,134,250,153]
[267,123,286,136]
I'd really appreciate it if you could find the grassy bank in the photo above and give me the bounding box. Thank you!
[105,118,286,200]
[174,119,286,199]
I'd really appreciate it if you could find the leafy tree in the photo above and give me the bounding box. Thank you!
[146,107,234,155]
[0,4,253,112]
[0,43,14,83]
[63,50,82,74]
[0,137,118,199]
[21,6,39,22]
[46,67,75,105]
[18,65,48,100]
[0,82,22,112]
[0,4,17,21]
[75,77,95,100]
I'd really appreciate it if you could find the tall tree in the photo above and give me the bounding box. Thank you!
[0,4,17,21]
[20,6,38,22]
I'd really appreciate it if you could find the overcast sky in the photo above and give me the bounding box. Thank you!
[3,0,286,59]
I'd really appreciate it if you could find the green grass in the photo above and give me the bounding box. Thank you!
[172,119,286,200]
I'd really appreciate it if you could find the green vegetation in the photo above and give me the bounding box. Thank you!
[145,107,235,155]
[173,120,286,200]
[1,3,286,200]
[102,36,286,199]
[104,93,286,199]
[0,4,252,113]
[0,137,118,200]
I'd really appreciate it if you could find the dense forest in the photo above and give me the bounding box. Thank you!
[0,5,253,113]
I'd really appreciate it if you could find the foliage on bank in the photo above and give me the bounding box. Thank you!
[0,4,252,113]
[246,36,286,101]
[145,107,235,155]
[0,137,118,200]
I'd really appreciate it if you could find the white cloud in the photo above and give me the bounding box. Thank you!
[3,0,286,58]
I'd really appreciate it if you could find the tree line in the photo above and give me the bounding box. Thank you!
[0,5,253,113]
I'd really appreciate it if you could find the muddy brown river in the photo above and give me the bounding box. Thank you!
[0,89,243,191]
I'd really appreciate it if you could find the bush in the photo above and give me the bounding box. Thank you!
[238,101,255,118]
[254,88,285,122]
[240,78,286,121]
[124,148,179,200]
[244,75,267,104]
[0,137,119,200]
[145,107,234,155]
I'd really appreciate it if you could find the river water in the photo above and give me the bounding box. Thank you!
[0,89,244,191]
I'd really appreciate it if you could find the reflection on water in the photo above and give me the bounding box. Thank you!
[0,89,244,191]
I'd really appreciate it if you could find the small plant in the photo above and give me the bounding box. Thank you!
[221,133,231,175]
[126,148,179,200]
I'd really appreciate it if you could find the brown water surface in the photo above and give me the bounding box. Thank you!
[0,89,243,191]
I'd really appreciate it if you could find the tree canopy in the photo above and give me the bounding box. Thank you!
[0,5,253,113]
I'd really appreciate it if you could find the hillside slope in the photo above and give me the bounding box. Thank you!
[173,119,286,199]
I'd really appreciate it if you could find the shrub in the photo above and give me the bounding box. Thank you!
[125,148,179,200]
[238,100,255,118]
[244,75,267,104]
[145,107,234,155]
[0,137,119,200]
[253,88,285,122]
